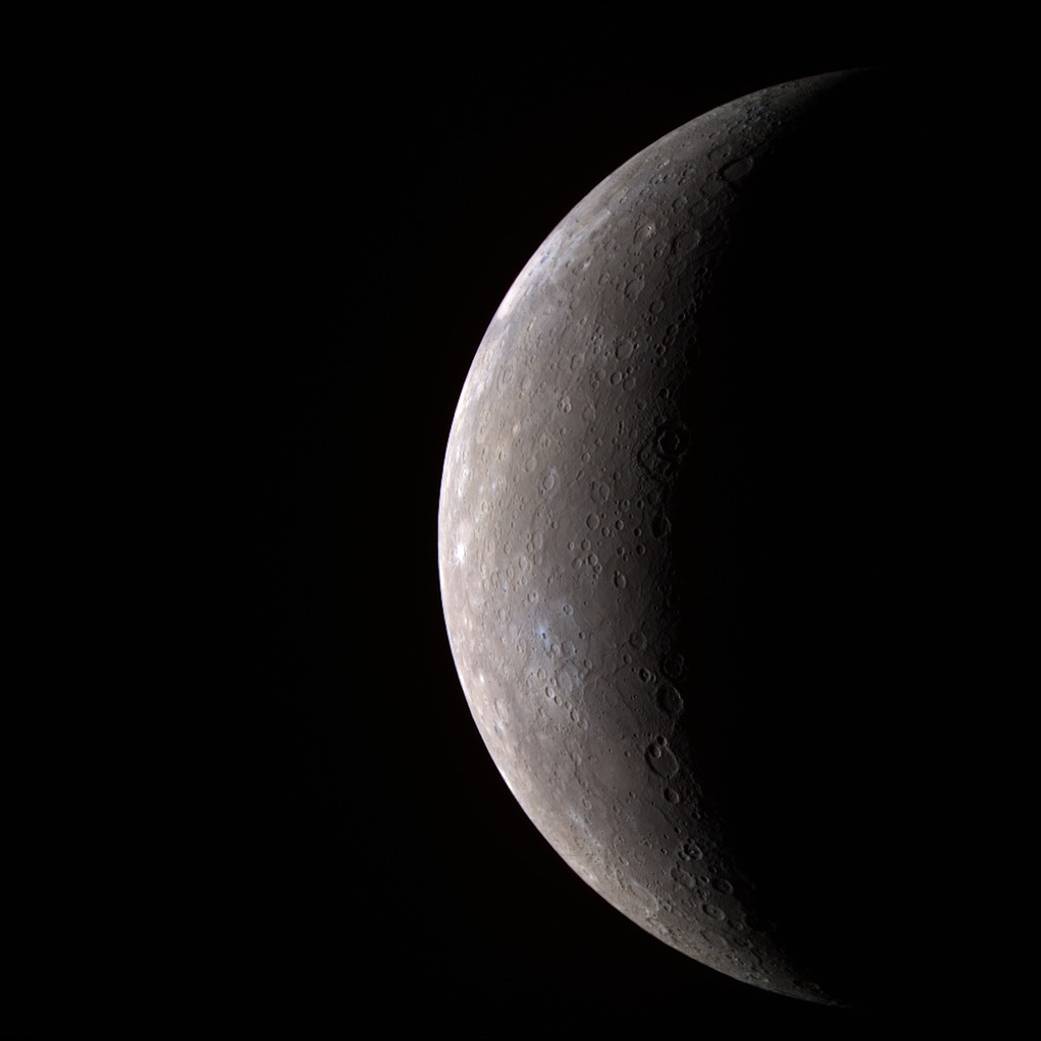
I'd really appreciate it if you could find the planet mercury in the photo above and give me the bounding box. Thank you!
[437,71,938,1005]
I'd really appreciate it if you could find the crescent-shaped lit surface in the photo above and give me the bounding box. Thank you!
[438,72,910,1003]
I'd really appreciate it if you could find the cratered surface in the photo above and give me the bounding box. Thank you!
[438,71,953,1005]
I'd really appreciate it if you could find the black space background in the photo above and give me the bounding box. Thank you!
[7,50,1035,1039]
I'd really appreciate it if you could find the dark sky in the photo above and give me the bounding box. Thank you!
[9,53,1033,1039]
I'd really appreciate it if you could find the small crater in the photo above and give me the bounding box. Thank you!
[645,740,679,778]
[650,512,672,539]
[679,840,704,862]
[722,155,755,182]
[656,683,684,716]
[637,422,691,482]
[662,652,686,681]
